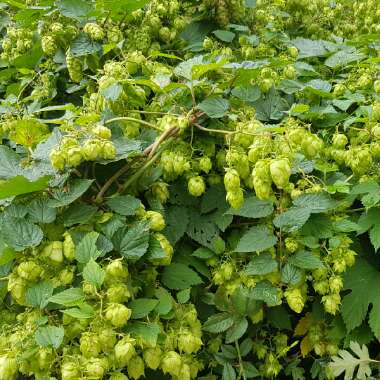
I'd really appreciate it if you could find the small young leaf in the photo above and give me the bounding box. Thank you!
[82,259,105,288]
[198,97,230,118]
[49,288,85,307]
[26,281,54,309]
[203,313,235,333]
[129,299,159,319]
[35,326,64,349]
[106,195,141,216]
[235,225,277,253]
[162,263,203,290]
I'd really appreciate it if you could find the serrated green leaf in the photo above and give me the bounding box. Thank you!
[273,207,311,233]
[223,363,237,380]
[227,195,273,218]
[325,49,365,68]
[75,231,101,263]
[35,326,64,349]
[235,225,277,253]
[198,96,230,118]
[288,250,324,270]
[62,203,97,227]
[291,37,328,58]
[162,263,203,290]
[26,281,54,309]
[99,0,150,14]
[49,288,84,307]
[226,318,248,343]
[112,222,150,261]
[62,304,95,319]
[245,252,278,275]
[56,0,93,20]
[0,175,50,200]
[203,313,235,333]
[106,195,141,216]
[293,192,337,213]
[231,85,261,102]
[83,259,105,288]
[27,198,56,224]
[251,281,281,307]
[329,341,372,380]
[213,30,235,42]
[369,224,380,252]
[342,259,380,339]
[281,263,304,285]
[177,288,191,303]
[129,299,159,319]
[2,218,43,251]
[70,33,102,57]
[154,287,173,315]
[48,179,94,208]
[126,322,161,347]
[164,205,189,245]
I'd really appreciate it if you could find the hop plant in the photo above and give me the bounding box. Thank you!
[83,23,104,41]
[66,52,83,82]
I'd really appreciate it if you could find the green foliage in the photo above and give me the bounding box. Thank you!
[0,0,380,379]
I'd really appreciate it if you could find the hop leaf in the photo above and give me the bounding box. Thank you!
[329,342,375,380]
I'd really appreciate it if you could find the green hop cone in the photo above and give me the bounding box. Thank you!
[151,182,170,204]
[224,168,240,191]
[332,133,348,149]
[93,125,112,139]
[105,260,129,283]
[82,139,102,161]
[109,373,129,380]
[97,327,117,353]
[85,358,108,379]
[0,354,18,380]
[288,46,298,58]
[161,351,182,377]
[50,148,66,171]
[284,237,298,253]
[188,176,206,197]
[374,80,380,93]
[199,156,212,173]
[105,303,132,327]
[80,332,101,358]
[322,293,341,315]
[61,361,80,380]
[42,241,64,264]
[66,146,83,167]
[114,337,136,367]
[66,53,83,83]
[152,233,173,266]
[284,287,304,313]
[41,35,56,56]
[178,363,191,380]
[301,135,323,158]
[143,347,162,370]
[146,211,166,231]
[83,23,104,41]
[269,158,292,189]
[313,280,329,295]
[7,275,27,305]
[329,275,343,293]
[101,141,117,160]
[253,178,272,200]
[177,333,203,354]
[127,356,145,380]
[16,261,42,281]
[106,283,131,303]
[226,188,244,209]
[63,232,75,261]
